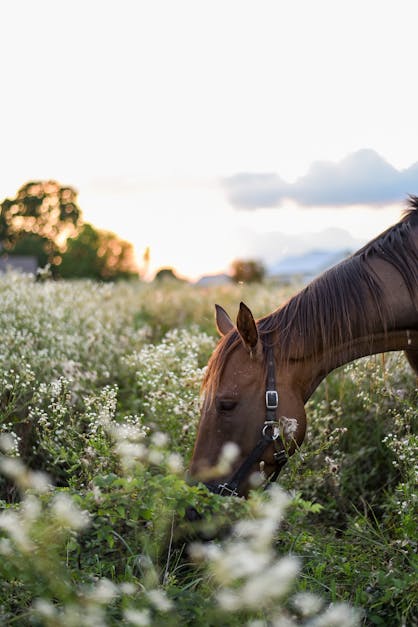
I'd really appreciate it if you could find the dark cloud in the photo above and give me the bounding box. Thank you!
[223,149,418,209]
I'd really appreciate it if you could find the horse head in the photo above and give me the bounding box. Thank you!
[189,301,307,498]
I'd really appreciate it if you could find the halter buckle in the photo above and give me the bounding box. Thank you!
[265,390,279,409]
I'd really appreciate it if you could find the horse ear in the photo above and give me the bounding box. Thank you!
[237,301,259,352]
[215,304,235,336]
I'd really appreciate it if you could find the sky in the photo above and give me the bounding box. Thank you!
[1,0,418,280]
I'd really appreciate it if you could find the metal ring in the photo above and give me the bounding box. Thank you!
[262,422,281,441]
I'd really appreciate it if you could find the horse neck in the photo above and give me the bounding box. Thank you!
[302,329,418,402]
[275,244,418,402]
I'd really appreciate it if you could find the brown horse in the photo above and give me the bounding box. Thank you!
[189,197,418,497]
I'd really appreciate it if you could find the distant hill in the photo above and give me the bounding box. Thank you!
[268,249,352,281]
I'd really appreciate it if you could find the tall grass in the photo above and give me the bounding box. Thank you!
[0,273,416,625]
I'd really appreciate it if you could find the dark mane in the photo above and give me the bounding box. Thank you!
[203,198,418,396]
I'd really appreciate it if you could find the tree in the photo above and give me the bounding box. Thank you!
[59,223,139,281]
[230,258,266,283]
[4,233,51,268]
[0,180,81,270]
[154,267,184,282]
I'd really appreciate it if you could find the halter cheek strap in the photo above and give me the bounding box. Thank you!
[210,345,288,497]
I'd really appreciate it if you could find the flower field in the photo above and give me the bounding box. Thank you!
[0,272,416,626]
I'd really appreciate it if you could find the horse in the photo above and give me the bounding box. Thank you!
[189,197,418,498]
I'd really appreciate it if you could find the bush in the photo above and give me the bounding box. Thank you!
[0,271,416,625]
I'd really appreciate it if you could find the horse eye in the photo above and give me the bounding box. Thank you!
[216,399,238,412]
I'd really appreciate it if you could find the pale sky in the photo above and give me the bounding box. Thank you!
[1,0,418,279]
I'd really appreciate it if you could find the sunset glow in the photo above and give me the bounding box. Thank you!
[1,0,418,280]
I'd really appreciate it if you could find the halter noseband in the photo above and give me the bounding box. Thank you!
[206,344,288,497]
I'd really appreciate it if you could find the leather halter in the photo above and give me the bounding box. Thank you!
[205,344,288,497]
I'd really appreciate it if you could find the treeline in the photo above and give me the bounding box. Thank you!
[0,181,139,281]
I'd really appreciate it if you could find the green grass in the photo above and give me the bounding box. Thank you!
[0,273,416,626]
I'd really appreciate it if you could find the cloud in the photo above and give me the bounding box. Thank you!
[223,149,418,209]
[223,173,290,210]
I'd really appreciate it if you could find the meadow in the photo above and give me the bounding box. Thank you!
[0,272,416,626]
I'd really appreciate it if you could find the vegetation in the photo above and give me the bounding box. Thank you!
[230,258,266,283]
[0,273,416,626]
[0,181,138,280]
[59,223,138,282]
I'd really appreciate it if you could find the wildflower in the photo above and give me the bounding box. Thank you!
[0,433,18,454]
[280,416,298,438]
[211,541,271,584]
[292,592,323,617]
[0,510,34,552]
[123,608,151,626]
[0,456,26,481]
[307,602,361,627]
[21,495,42,523]
[272,617,296,627]
[0,537,13,556]
[217,589,240,611]
[86,578,118,604]
[28,470,52,493]
[119,582,137,595]
[147,588,174,612]
[237,556,300,608]
[32,598,57,619]
[148,449,164,465]
[152,432,169,447]
[51,493,90,530]
[115,441,147,467]
[167,452,184,474]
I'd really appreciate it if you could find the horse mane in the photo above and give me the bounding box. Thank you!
[203,197,418,397]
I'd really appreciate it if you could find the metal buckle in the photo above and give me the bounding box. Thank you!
[217,483,239,496]
[265,390,279,409]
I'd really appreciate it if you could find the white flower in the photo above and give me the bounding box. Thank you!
[211,541,270,584]
[21,495,41,523]
[28,470,52,493]
[280,416,298,438]
[123,608,151,626]
[167,452,184,474]
[146,588,174,612]
[152,432,169,447]
[86,578,118,604]
[148,450,164,465]
[292,592,323,617]
[239,556,300,608]
[32,598,57,619]
[51,493,90,530]
[220,441,240,464]
[306,602,361,627]
[115,442,147,465]
[0,433,18,454]
[272,616,297,627]
[0,537,13,556]
[0,456,26,481]
[215,441,241,475]
[217,589,240,611]
[0,510,34,552]
[119,582,137,595]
